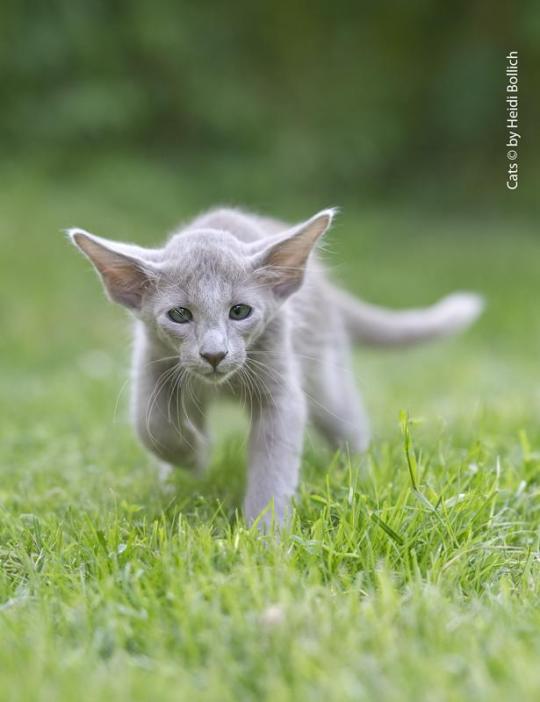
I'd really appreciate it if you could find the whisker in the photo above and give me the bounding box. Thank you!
[145,363,180,447]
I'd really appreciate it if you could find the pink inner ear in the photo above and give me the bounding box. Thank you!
[100,260,152,309]
[255,245,309,300]
[265,237,310,269]
[255,215,331,299]
[72,231,153,310]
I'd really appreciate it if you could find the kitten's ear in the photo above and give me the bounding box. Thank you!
[68,228,157,310]
[251,208,336,298]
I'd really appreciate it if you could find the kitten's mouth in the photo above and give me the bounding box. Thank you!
[192,367,234,384]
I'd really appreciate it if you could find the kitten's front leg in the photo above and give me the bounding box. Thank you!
[136,398,210,474]
[244,383,307,528]
[133,364,209,474]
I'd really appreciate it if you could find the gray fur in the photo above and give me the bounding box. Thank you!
[69,208,483,527]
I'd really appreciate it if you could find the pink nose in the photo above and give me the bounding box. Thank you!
[200,351,227,369]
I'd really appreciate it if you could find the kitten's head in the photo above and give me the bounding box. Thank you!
[69,209,335,383]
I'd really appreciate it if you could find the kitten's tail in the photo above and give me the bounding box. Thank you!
[336,290,484,347]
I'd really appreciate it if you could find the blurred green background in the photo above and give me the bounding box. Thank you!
[1,1,539,209]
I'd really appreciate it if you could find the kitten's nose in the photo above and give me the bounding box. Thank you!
[200,350,227,369]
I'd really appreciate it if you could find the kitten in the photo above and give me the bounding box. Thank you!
[69,208,483,527]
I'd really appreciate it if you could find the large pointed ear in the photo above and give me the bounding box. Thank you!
[251,208,336,298]
[68,228,158,310]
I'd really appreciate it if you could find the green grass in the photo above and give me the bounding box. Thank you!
[1,157,539,701]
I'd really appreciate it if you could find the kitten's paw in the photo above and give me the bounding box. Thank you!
[156,460,174,483]
[157,456,208,480]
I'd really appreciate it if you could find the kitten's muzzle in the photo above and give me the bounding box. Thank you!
[199,350,228,369]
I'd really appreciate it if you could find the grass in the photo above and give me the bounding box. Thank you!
[1,156,539,701]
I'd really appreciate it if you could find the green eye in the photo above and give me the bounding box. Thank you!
[167,307,193,324]
[229,304,252,321]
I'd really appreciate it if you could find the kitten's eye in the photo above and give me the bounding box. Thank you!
[229,304,252,321]
[167,307,193,324]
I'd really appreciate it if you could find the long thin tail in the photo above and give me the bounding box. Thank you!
[336,290,484,347]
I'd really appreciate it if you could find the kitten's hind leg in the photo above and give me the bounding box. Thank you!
[307,347,370,455]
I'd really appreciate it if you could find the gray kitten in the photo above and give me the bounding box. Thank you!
[69,208,482,527]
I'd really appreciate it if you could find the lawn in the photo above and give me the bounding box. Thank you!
[1,156,539,701]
